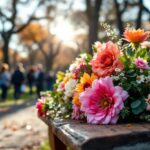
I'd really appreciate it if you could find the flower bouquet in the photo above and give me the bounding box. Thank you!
[36,26,150,124]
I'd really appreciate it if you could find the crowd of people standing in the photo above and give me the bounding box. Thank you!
[0,63,55,101]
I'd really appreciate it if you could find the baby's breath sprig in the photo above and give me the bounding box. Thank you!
[125,23,132,30]
[101,22,118,41]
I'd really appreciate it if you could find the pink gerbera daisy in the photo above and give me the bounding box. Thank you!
[80,77,128,124]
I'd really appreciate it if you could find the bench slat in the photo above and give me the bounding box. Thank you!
[41,117,150,150]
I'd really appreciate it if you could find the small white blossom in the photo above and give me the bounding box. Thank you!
[69,64,77,72]
[115,68,121,73]
[64,79,77,98]
[94,41,101,48]
[136,75,145,84]
[141,41,150,49]
[60,107,67,114]
[120,73,125,77]
[80,53,88,59]
[75,57,85,64]
[145,75,150,83]
[111,75,120,81]
[65,72,72,77]
[113,76,120,81]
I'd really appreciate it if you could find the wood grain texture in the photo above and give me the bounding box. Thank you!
[41,117,150,150]
[48,126,66,150]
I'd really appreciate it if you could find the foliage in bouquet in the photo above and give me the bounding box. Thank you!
[36,25,150,124]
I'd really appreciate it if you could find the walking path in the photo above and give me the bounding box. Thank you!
[0,100,47,150]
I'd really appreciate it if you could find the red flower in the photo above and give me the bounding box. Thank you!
[91,41,124,77]
[36,97,47,117]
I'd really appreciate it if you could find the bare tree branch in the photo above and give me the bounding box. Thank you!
[0,9,11,21]
[10,0,18,30]
[12,0,44,33]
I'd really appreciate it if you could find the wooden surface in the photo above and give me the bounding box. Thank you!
[41,117,150,150]
[48,125,66,150]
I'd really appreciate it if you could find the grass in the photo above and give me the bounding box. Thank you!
[0,86,37,108]
[40,140,50,150]
[39,140,71,150]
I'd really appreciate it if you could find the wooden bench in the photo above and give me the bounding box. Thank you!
[41,117,150,150]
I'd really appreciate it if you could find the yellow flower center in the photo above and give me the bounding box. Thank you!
[136,76,141,80]
[100,98,110,108]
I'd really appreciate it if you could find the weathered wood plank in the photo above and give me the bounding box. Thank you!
[41,117,150,150]
[48,126,66,150]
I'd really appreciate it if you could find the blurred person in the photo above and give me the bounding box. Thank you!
[0,64,11,100]
[45,71,55,90]
[11,63,25,99]
[35,64,45,97]
[27,66,35,95]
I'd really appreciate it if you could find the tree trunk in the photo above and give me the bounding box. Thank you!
[136,0,143,29]
[86,0,102,54]
[2,35,11,65]
[88,17,99,54]
[114,0,124,36]
[45,56,53,72]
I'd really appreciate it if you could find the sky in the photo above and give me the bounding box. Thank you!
[8,0,86,56]
[0,0,150,57]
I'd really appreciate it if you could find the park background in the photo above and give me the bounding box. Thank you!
[0,0,150,150]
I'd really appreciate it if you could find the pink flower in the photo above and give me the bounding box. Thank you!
[36,97,47,117]
[145,94,150,111]
[73,63,91,79]
[57,82,65,91]
[79,77,128,124]
[72,104,82,120]
[91,41,124,77]
[133,57,149,70]
[93,41,105,52]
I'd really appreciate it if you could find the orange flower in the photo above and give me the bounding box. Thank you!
[91,41,124,77]
[72,92,81,106]
[76,73,97,93]
[123,28,149,43]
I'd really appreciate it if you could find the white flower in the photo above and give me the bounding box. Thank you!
[94,41,101,48]
[145,75,150,83]
[80,53,88,59]
[120,72,125,77]
[69,64,77,72]
[113,76,120,81]
[141,41,150,49]
[145,94,150,111]
[65,72,72,77]
[115,68,121,73]
[48,97,54,107]
[136,75,145,84]
[60,107,67,113]
[64,79,77,98]
[75,56,85,64]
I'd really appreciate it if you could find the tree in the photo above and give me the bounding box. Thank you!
[114,0,150,36]
[86,0,103,54]
[0,0,48,64]
[19,23,61,71]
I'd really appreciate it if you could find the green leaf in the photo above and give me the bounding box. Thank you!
[131,100,141,109]
[126,47,135,57]
[126,70,136,78]
[136,48,147,57]
[120,107,130,119]
[131,99,147,115]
